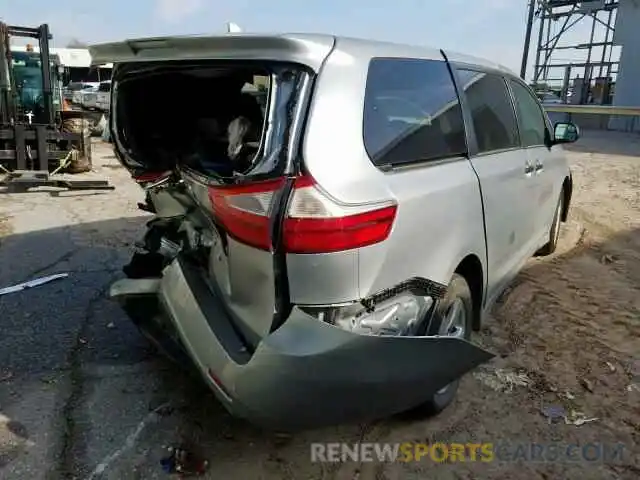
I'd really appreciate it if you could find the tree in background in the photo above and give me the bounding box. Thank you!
[66,38,88,48]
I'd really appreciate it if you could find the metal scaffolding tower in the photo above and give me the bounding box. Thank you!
[521,0,619,103]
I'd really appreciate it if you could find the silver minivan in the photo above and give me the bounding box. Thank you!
[94,34,578,431]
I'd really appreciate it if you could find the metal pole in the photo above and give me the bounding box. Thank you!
[534,4,546,82]
[562,65,571,102]
[38,23,54,126]
[521,0,537,79]
[582,14,597,104]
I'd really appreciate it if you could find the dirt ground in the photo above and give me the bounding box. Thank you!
[0,130,638,479]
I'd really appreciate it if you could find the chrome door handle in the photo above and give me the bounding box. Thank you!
[534,160,544,173]
[524,162,534,175]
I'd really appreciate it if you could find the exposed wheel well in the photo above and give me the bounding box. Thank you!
[455,255,484,331]
[561,175,572,222]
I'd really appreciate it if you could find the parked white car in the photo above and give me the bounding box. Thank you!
[71,82,99,106]
[539,91,564,105]
[95,80,111,111]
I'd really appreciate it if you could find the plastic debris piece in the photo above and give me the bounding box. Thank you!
[627,384,639,393]
[0,273,69,296]
[106,322,115,329]
[473,368,532,392]
[605,361,616,373]
[559,391,575,400]
[564,409,598,426]
[579,378,594,392]
[599,254,615,264]
[541,404,566,424]
[160,446,208,477]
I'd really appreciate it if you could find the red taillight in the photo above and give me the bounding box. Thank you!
[207,175,397,254]
[283,175,397,253]
[208,178,285,251]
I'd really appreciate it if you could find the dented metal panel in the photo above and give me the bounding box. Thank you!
[114,256,494,431]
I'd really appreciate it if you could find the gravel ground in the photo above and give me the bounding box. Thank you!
[0,132,639,479]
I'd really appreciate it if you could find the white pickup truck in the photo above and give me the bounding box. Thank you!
[94,80,111,111]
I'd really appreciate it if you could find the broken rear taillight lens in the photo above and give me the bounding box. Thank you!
[208,178,285,251]
[207,174,397,253]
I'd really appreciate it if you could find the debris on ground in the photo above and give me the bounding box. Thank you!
[605,361,616,373]
[564,410,599,426]
[473,368,533,392]
[0,273,69,296]
[558,390,575,400]
[106,322,115,329]
[541,404,598,426]
[599,253,615,264]
[0,371,13,382]
[541,404,566,424]
[627,384,639,393]
[579,377,594,392]
[92,114,107,136]
[160,446,209,477]
[152,404,175,417]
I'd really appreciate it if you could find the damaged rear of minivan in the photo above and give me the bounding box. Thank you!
[95,34,493,430]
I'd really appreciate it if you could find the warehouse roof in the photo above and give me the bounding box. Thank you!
[10,45,112,68]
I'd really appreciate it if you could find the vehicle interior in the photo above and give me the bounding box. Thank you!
[114,64,270,177]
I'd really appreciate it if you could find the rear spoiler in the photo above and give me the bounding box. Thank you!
[89,34,336,72]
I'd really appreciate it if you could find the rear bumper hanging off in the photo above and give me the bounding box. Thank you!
[111,256,494,431]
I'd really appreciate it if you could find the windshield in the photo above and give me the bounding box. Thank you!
[10,51,62,113]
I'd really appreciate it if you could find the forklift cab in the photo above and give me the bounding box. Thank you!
[10,45,65,124]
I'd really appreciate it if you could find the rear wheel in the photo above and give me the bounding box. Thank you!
[536,192,563,256]
[413,273,473,416]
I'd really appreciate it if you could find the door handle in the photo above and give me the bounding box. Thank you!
[524,162,534,175]
[534,159,544,173]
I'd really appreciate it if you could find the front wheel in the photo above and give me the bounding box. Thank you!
[414,273,473,416]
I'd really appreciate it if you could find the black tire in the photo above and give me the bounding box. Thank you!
[415,273,474,416]
[536,192,563,257]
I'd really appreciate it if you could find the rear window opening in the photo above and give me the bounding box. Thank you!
[112,61,305,179]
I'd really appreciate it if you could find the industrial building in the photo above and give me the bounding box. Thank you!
[521,0,639,130]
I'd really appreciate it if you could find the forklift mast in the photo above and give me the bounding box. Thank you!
[0,23,15,125]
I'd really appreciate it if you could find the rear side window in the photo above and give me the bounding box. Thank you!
[455,69,519,154]
[363,58,466,167]
[508,79,547,147]
[98,82,111,92]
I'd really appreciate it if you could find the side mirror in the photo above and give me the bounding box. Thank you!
[553,122,580,144]
[58,65,65,76]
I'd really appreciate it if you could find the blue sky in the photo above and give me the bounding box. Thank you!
[3,0,597,79]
